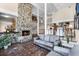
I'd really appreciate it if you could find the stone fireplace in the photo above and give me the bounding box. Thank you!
[16,3,32,42]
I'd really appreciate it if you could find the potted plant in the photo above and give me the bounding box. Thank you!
[0,34,12,49]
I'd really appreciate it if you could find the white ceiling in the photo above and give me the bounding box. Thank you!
[0,3,18,16]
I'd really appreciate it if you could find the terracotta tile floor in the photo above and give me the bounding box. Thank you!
[0,41,49,56]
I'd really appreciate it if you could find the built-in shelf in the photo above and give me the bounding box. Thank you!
[0,32,19,34]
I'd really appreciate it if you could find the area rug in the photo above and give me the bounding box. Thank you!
[0,41,49,56]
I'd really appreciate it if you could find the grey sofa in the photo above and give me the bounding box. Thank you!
[34,34,60,50]
[34,34,79,56]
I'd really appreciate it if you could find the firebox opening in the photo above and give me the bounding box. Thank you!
[22,30,30,36]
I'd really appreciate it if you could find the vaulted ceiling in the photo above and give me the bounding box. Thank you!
[0,3,76,22]
[32,3,75,17]
[0,3,75,17]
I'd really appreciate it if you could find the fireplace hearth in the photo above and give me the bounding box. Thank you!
[22,30,30,36]
[17,30,32,43]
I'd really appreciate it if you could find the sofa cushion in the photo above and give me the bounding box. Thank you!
[44,35,50,42]
[49,35,59,43]
[49,35,54,42]
[53,35,59,41]
[39,34,45,40]
[34,39,53,47]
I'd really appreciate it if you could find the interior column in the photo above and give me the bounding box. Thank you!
[37,8,39,35]
[45,3,47,35]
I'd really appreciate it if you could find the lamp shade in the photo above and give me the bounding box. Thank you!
[69,24,73,29]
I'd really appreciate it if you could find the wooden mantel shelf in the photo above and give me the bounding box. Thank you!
[0,32,19,34]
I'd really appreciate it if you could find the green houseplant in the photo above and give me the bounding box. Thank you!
[0,33,12,49]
